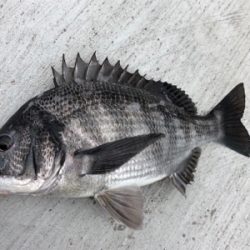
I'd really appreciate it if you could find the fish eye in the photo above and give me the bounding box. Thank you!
[0,134,14,152]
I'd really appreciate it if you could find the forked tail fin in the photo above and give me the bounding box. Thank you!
[210,83,250,157]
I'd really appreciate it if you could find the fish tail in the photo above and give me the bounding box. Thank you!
[210,83,250,157]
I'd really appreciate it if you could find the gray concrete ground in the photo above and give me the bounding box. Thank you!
[0,0,249,249]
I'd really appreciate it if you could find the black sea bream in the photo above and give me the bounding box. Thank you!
[0,53,249,228]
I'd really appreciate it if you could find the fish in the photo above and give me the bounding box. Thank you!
[0,52,249,229]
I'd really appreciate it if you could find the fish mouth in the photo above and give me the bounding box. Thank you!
[0,140,64,195]
[0,137,43,194]
[0,153,58,195]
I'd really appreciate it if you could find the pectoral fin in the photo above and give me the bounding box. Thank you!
[74,133,164,175]
[95,186,143,229]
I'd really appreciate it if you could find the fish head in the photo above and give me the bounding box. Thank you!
[0,101,59,195]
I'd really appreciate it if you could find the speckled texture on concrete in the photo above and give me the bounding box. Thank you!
[0,0,249,249]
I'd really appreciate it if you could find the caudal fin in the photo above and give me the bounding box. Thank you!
[210,83,250,157]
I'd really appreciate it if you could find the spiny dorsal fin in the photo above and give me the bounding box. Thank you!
[52,52,197,114]
[86,52,101,81]
[97,57,113,82]
[62,54,74,83]
[74,53,88,84]
[51,66,65,86]
[170,147,201,196]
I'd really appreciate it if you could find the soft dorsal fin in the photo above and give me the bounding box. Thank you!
[51,53,197,114]
[170,147,201,196]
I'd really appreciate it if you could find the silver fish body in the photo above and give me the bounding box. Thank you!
[0,53,249,228]
[27,81,219,197]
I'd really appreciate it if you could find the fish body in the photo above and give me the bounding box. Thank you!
[30,81,219,197]
[0,53,249,228]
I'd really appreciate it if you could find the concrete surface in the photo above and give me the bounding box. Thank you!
[0,0,249,249]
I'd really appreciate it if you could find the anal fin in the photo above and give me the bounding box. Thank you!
[170,147,201,196]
